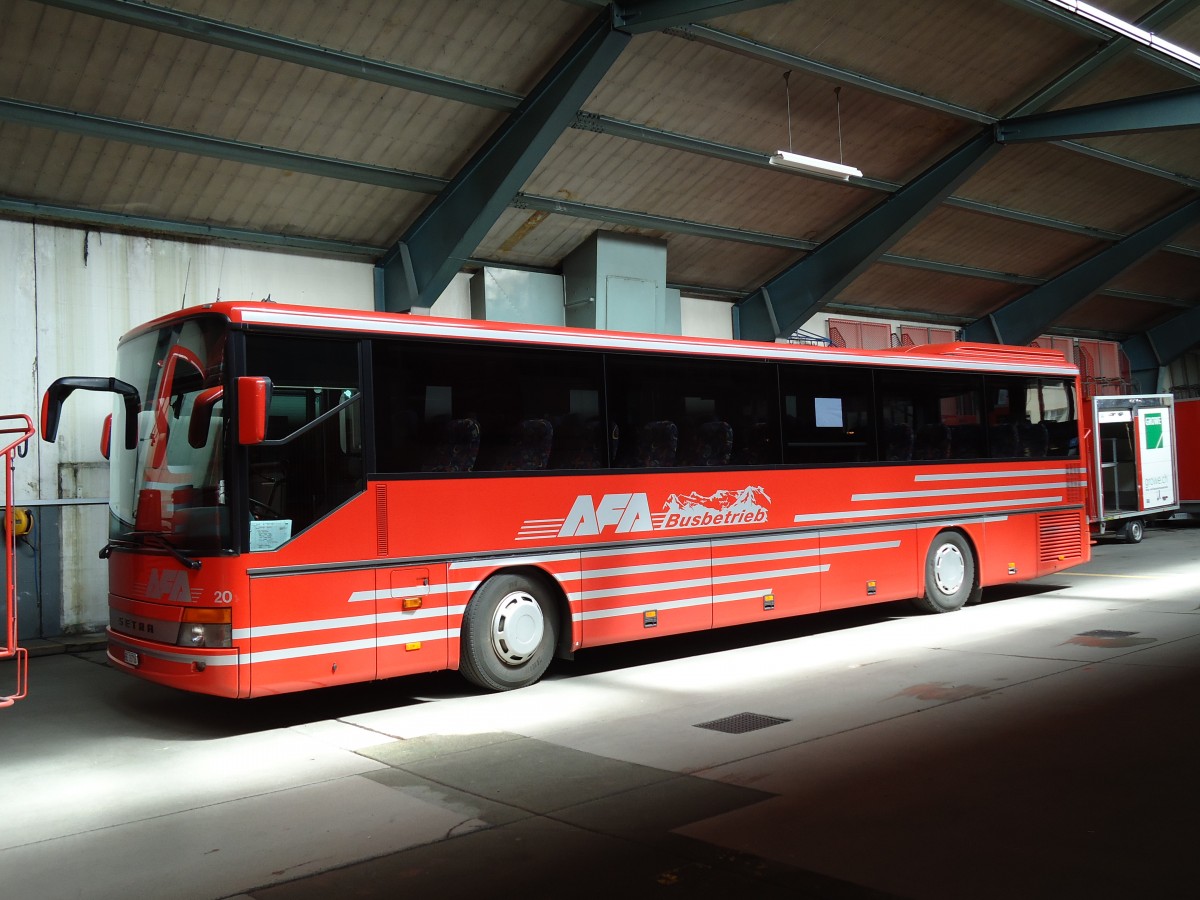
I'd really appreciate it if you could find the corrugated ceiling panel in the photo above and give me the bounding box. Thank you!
[0,124,418,246]
[1048,45,1194,109]
[955,143,1192,234]
[664,237,796,294]
[1055,293,1182,334]
[1172,220,1200,252]
[521,130,871,243]
[836,263,1026,319]
[1158,4,1200,47]
[168,0,590,95]
[707,0,1096,116]
[584,31,971,184]
[888,206,1104,279]
[0,3,507,181]
[1107,249,1200,300]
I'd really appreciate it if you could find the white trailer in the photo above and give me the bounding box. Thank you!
[1083,393,1179,543]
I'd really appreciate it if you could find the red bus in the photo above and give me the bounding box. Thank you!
[42,302,1089,697]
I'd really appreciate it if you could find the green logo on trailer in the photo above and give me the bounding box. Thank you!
[1144,413,1164,450]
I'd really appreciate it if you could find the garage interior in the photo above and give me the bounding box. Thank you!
[2,2,1200,898]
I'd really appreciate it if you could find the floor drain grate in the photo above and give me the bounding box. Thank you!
[695,712,791,734]
[1077,630,1137,638]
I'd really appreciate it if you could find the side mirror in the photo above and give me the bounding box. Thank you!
[101,414,112,460]
[188,386,224,449]
[238,377,272,445]
[42,377,141,449]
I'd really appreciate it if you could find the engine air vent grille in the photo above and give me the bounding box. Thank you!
[1039,511,1082,565]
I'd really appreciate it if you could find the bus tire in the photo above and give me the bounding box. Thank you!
[459,574,558,691]
[1120,518,1145,544]
[912,531,977,614]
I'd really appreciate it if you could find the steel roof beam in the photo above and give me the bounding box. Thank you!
[378,10,628,311]
[1123,306,1200,389]
[33,1,1200,250]
[963,196,1200,345]
[614,0,793,34]
[675,24,993,123]
[998,85,1200,143]
[735,131,1002,341]
[2,92,1175,252]
[37,0,522,110]
[3,96,1192,310]
[0,98,447,194]
[0,196,383,257]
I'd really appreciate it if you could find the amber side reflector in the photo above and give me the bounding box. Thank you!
[405,642,422,651]
[402,597,423,610]
[181,608,232,624]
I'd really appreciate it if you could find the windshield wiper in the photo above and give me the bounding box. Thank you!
[102,532,202,570]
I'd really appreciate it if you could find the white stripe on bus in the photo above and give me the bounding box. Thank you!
[576,594,711,621]
[914,467,1086,481]
[794,496,1063,523]
[851,481,1083,501]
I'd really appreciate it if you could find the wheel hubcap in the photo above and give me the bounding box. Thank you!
[490,591,544,665]
[932,543,965,595]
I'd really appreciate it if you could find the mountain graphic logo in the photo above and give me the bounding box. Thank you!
[662,486,771,528]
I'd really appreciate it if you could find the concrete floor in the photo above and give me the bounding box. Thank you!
[2,525,1198,899]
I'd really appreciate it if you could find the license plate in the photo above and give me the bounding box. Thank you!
[123,649,140,667]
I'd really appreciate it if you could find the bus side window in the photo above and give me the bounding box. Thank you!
[605,354,776,469]
[372,339,606,473]
[780,363,876,465]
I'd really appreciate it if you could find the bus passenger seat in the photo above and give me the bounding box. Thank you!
[1019,422,1048,458]
[914,423,951,459]
[951,424,983,459]
[636,420,678,467]
[989,423,1019,458]
[420,417,481,472]
[679,420,732,466]
[884,423,914,460]
[732,421,771,464]
[548,417,605,469]
[497,418,553,471]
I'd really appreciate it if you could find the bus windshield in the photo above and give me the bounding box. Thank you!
[110,317,229,553]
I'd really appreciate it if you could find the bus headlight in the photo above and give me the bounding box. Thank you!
[178,609,233,648]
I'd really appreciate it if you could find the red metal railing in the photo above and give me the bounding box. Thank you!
[2,414,35,708]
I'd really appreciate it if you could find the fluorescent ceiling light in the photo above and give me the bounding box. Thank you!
[769,150,862,181]
[1043,0,1200,71]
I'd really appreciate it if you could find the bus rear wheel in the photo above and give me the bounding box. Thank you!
[459,574,557,691]
[912,531,978,613]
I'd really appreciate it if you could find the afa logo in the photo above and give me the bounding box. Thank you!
[137,568,202,603]
[516,486,772,541]
[558,493,654,538]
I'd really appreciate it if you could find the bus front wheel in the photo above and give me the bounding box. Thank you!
[459,574,557,691]
[913,531,978,614]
